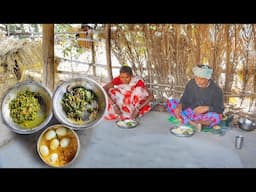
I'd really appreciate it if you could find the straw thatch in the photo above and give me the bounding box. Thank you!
[0,37,43,83]
[0,37,47,107]
[110,24,256,112]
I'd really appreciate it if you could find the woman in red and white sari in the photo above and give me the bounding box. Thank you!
[104,66,154,120]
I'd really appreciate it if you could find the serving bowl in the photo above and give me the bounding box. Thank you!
[52,78,108,130]
[37,124,80,168]
[1,80,53,134]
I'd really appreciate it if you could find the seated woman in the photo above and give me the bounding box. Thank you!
[103,65,154,120]
[166,64,224,130]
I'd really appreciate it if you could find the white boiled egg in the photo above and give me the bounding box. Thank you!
[56,127,67,137]
[50,138,59,150]
[49,153,58,163]
[39,145,49,156]
[60,137,70,148]
[45,130,56,140]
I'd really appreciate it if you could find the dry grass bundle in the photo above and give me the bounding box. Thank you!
[0,37,44,107]
[0,37,43,82]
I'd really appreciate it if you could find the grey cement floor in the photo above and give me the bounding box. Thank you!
[1,111,256,168]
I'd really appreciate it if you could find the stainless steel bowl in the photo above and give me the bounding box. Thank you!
[52,78,108,130]
[1,81,53,134]
[238,117,256,131]
[37,124,80,168]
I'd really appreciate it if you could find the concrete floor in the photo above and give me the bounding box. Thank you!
[1,111,256,168]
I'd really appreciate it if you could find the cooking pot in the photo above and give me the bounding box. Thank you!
[238,117,256,131]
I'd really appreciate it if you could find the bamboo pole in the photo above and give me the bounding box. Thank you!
[42,24,55,91]
[105,24,113,80]
[91,40,96,76]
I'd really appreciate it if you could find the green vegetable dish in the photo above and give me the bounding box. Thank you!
[9,90,43,128]
[61,87,99,122]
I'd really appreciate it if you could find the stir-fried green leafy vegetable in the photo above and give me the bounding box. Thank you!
[9,90,41,124]
[61,87,99,121]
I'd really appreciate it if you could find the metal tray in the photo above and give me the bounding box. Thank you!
[116,119,139,129]
[169,125,195,137]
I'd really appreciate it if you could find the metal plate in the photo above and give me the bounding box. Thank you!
[52,78,108,130]
[1,81,53,134]
[169,125,195,137]
[116,119,139,129]
[37,124,80,168]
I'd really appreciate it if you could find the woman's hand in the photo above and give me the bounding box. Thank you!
[193,106,209,115]
[174,104,182,119]
[131,107,140,119]
[113,104,122,115]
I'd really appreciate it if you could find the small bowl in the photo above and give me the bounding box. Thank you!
[37,124,80,168]
[1,81,53,134]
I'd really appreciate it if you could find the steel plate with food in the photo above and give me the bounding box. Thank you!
[1,81,52,134]
[169,125,195,137]
[37,124,80,168]
[53,78,108,130]
[116,119,139,129]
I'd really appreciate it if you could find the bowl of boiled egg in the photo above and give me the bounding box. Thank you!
[37,124,80,167]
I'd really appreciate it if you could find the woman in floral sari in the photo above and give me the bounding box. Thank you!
[166,64,224,130]
[104,66,154,120]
